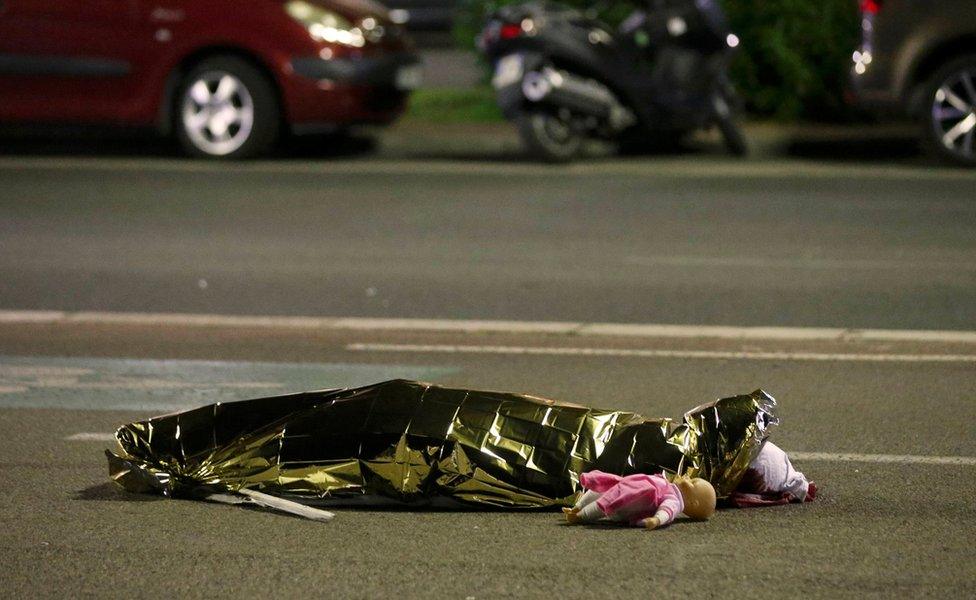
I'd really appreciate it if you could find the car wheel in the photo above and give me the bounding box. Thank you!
[516,110,583,163]
[923,55,976,167]
[175,56,280,159]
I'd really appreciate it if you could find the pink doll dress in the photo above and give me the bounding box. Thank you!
[579,470,684,526]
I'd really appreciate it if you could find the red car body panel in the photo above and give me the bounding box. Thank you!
[0,0,416,129]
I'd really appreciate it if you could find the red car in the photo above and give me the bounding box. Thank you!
[0,0,421,157]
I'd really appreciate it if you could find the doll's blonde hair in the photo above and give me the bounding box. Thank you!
[682,478,717,520]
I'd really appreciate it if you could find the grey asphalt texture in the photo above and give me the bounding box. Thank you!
[1,123,975,330]
[0,124,975,598]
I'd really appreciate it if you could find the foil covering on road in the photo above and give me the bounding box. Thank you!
[107,379,777,507]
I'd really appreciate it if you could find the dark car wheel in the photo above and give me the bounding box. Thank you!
[175,56,280,159]
[924,54,976,167]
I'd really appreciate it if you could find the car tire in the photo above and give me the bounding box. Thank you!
[175,55,281,159]
[516,110,583,163]
[922,54,976,167]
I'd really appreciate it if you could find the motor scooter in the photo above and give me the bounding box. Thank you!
[479,0,747,161]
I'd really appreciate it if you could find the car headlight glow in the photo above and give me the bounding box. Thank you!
[285,0,365,48]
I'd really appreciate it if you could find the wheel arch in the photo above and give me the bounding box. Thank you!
[904,34,976,115]
[157,46,286,136]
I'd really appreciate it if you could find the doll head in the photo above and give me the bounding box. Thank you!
[676,477,717,520]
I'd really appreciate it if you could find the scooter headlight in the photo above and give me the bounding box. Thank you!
[285,0,366,48]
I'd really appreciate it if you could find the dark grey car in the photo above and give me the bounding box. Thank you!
[850,0,976,165]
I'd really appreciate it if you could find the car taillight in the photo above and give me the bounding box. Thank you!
[854,0,879,75]
[860,0,883,15]
[499,23,522,40]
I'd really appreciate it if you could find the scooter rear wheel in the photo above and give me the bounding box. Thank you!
[516,110,583,163]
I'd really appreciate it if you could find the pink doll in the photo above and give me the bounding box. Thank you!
[563,470,717,529]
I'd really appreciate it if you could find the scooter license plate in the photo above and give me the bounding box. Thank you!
[492,54,523,89]
[395,64,424,90]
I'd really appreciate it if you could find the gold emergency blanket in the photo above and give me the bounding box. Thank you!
[107,379,778,508]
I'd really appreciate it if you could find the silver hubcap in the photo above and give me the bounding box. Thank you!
[181,72,254,156]
[932,68,976,160]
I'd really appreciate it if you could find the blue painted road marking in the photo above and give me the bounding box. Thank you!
[0,356,458,411]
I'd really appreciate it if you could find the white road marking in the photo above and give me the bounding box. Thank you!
[3,310,976,344]
[624,254,976,272]
[2,156,975,181]
[347,343,976,363]
[65,433,116,442]
[62,432,976,466]
[0,310,66,323]
[790,452,976,466]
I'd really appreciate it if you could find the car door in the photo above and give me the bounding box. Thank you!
[0,0,147,123]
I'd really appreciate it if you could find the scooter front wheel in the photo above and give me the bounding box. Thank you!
[718,116,748,156]
[712,93,749,157]
[516,111,583,163]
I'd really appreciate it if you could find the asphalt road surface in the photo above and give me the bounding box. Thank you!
[1,129,974,597]
[1,125,975,330]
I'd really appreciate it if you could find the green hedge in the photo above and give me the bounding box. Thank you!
[454,0,861,121]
